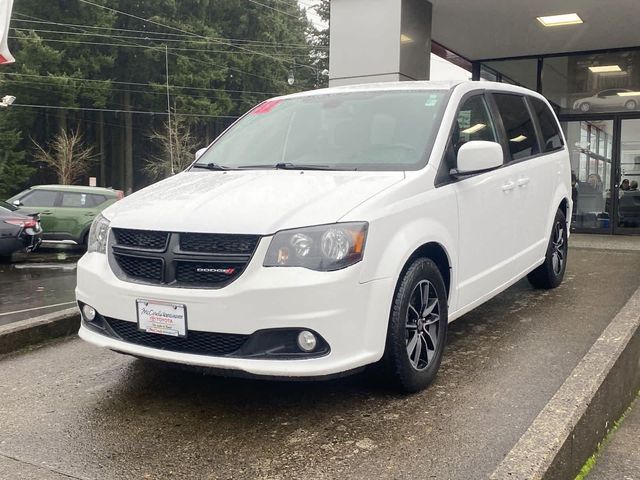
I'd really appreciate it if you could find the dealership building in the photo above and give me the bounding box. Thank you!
[329,0,640,235]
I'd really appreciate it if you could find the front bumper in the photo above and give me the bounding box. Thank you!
[76,239,395,377]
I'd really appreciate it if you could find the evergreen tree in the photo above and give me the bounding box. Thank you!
[0,0,318,193]
[0,112,32,198]
[309,0,330,88]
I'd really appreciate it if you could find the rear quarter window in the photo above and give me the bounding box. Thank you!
[88,194,108,207]
[531,97,564,152]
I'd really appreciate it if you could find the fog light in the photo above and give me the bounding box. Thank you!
[297,330,317,352]
[82,305,96,321]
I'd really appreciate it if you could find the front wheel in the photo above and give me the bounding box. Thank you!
[527,209,568,289]
[381,258,448,393]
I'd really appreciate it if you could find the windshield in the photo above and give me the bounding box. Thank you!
[194,90,449,171]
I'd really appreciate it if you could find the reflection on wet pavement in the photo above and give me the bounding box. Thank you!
[0,247,81,325]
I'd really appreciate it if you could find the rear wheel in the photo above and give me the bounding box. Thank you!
[579,102,591,112]
[527,209,568,289]
[381,258,448,393]
[625,99,638,110]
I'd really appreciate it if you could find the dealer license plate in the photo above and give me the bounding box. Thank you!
[136,299,187,337]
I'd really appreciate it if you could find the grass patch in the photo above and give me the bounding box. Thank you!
[575,391,639,479]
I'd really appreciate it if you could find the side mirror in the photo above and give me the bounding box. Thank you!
[12,199,21,207]
[452,141,503,176]
[195,147,207,161]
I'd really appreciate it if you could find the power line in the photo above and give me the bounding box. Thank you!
[10,103,240,119]
[11,19,327,49]
[8,34,306,59]
[10,14,286,84]
[0,72,279,96]
[10,29,314,60]
[246,0,300,19]
[73,0,314,66]
[8,35,284,82]
[0,77,271,104]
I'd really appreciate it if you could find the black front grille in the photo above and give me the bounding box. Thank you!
[105,317,248,356]
[114,254,163,282]
[113,228,168,251]
[180,233,260,254]
[176,261,241,284]
[109,229,260,289]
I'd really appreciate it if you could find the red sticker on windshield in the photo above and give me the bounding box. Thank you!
[251,99,282,114]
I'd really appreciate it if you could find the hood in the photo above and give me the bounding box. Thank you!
[103,170,404,234]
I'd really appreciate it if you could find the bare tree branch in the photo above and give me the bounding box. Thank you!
[145,115,199,181]
[32,128,97,185]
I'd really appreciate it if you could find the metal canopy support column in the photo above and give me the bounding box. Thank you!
[329,0,433,87]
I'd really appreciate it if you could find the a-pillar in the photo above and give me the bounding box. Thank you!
[329,0,433,87]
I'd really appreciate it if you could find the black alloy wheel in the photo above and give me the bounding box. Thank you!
[381,258,448,393]
[527,209,568,289]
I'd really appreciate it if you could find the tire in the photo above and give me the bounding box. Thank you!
[625,99,638,111]
[527,209,568,290]
[380,258,448,393]
[579,102,591,112]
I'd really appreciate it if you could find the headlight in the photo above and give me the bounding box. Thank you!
[87,214,110,254]
[264,222,368,271]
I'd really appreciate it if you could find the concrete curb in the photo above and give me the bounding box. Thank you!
[490,286,640,480]
[0,307,80,356]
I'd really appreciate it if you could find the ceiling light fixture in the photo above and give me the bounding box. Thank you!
[589,65,623,73]
[510,135,528,143]
[618,91,640,97]
[536,13,583,27]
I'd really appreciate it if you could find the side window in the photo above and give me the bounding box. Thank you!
[61,192,90,208]
[531,97,564,152]
[493,93,540,161]
[88,194,107,207]
[20,190,58,207]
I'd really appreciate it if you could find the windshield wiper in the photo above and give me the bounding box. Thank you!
[274,162,334,170]
[191,163,234,171]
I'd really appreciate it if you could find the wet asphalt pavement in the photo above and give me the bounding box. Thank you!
[0,248,81,326]
[1,245,640,480]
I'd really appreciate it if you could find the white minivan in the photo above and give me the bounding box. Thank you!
[77,81,571,392]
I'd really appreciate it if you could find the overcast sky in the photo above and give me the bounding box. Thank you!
[299,0,326,29]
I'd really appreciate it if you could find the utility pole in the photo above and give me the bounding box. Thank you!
[165,45,175,175]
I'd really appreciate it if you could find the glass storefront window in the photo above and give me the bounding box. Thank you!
[480,65,497,82]
[562,120,614,231]
[543,51,640,114]
[618,119,640,229]
[482,59,537,90]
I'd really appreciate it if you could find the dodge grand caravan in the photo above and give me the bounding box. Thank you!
[77,81,571,392]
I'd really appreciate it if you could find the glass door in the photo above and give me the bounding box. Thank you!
[615,118,640,234]
[561,119,615,233]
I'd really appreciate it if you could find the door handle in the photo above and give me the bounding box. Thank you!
[502,181,516,192]
[517,177,530,187]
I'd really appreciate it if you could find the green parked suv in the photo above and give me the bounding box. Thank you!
[7,185,122,246]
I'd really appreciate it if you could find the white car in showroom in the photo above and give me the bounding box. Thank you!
[573,88,640,112]
[77,81,571,392]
